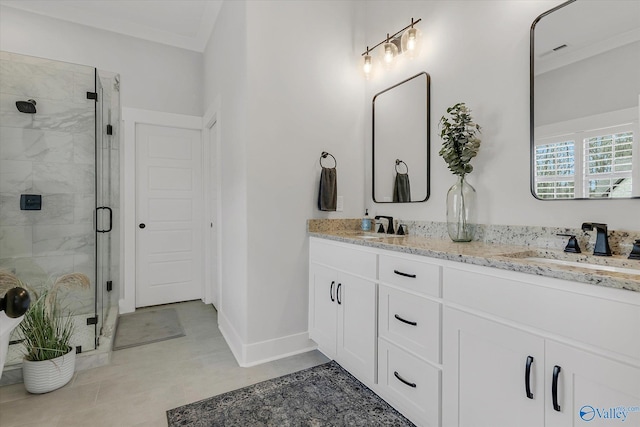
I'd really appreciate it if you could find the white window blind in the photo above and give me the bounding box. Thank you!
[584,131,633,198]
[535,140,575,199]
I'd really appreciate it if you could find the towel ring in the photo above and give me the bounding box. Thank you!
[320,151,337,168]
[395,159,408,174]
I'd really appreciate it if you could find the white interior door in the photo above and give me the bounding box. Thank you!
[136,123,202,308]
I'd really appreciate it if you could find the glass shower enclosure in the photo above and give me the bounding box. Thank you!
[0,51,119,370]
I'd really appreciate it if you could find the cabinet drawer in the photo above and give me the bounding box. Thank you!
[444,266,640,360]
[379,253,441,297]
[378,339,440,427]
[379,284,441,363]
[310,238,376,279]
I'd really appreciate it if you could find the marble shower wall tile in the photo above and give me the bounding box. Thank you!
[0,58,75,101]
[0,255,75,287]
[32,162,95,194]
[74,132,95,164]
[32,223,94,257]
[0,160,33,194]
[0,193,74,226]
[0,127,74,163]
[75,193,96,224]
[0,226,33,258]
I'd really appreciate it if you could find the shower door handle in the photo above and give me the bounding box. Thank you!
[96,207,112,233]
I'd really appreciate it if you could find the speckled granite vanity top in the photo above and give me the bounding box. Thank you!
[308,220,640,293]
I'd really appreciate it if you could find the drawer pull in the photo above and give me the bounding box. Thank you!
[393,371,417,388]
[330,281,335,302]
[336,283,342,305]
[552,365,561,412]
[525,355,534,399]
[393,269,416,278]
[394,314,417,326]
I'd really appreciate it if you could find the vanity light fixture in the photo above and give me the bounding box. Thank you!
[362,17,422,77]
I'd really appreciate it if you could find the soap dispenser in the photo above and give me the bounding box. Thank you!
[361,209,372,232]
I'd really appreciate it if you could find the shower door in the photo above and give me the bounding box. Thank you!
[0,52,100,362]
[96,70,119,344]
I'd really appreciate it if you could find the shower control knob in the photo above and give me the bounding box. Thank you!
[139,223,146,229]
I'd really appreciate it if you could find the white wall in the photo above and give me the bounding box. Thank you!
[363,0,639,231]
[244,1,365,345]
[203,0,365,362]
[0,5,203,116]
[202,0,250,351]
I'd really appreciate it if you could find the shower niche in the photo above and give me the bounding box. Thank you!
[0,51,120,373]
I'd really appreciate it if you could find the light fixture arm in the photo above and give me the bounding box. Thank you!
[361,18,422,56]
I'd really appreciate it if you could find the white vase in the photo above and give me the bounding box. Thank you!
[22,347,75,394]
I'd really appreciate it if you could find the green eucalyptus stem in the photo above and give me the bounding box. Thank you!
[439,103,481,177]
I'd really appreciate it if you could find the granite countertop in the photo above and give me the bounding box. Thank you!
[309,230,640,293]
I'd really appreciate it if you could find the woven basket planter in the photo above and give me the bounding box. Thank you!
[22,348,75,394]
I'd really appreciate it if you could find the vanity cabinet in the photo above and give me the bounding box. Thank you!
[308,236,640,427]
[442,265,640,427]
[309,239,377,384]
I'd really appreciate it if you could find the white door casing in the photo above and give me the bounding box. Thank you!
[135,123,202,307]
[205,118,220,309]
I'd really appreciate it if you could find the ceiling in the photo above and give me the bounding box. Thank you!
[0,0,223,52]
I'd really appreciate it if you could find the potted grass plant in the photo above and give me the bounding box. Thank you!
[14,272,90,394]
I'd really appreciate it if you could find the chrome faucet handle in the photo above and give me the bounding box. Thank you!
[557,234,581,253]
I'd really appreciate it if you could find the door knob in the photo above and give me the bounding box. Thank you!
[139,223,146,229]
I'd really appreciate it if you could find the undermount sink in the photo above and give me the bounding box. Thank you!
[524,257,640,275]
[503,250,640,276]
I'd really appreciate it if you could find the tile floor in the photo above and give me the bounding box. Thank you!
[0,301,329,426]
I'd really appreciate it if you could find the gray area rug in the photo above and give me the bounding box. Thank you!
[113,308,185,350]
[166,361,415,426]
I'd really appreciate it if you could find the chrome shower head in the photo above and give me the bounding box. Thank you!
[16,99,37,114]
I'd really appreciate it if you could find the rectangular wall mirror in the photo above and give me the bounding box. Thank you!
[531,0,640,200]
[373,72,430,203]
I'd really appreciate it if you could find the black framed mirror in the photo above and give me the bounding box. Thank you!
[530,0,640,200]
[372,72,430,203]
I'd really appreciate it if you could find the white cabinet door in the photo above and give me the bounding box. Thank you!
[337,272,377,383]
[443,308,545,427]
[309,263,338,359]
[545,341,640,427]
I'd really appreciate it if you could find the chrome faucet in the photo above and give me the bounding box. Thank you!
[374,216,395,234]
[581,222,612,256]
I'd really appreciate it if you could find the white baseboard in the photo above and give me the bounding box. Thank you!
[218,310,317,367]
[218,310,245,364]
[243,332,317,367]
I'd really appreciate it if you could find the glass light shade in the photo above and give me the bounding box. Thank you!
[401,26,423,58]
[381,41,398,65]
[363,54,372,75]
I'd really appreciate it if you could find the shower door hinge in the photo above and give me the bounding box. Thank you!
[106,280,113,292]
[86,316,98,325]
[106,124,113,135]
[86,91,98,100]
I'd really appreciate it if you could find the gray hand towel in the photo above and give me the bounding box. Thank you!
[318,167,337,211]
[393,173,411,202]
